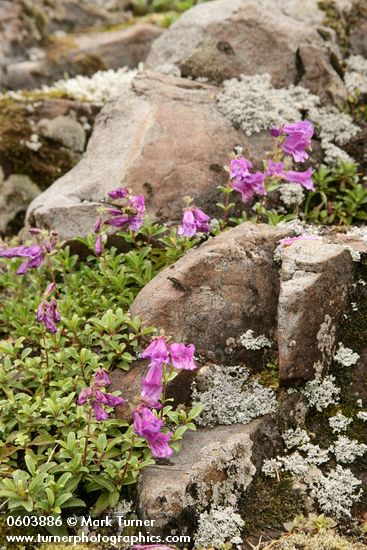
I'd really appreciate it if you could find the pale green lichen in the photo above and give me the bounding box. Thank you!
[192,365,277,427]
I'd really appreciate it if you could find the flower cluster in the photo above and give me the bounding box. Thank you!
[140,336,197,408]
[0,228,57,275]
[133,336,197,458]
[229,120,315,204]
[36,283,61,334]
[77,369,124,421]
[178,206,210,237]
[93,187,146,255]
[229,157,266,202]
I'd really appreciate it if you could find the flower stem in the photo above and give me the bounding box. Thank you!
[120,434,135,485]
[82,408,92,466]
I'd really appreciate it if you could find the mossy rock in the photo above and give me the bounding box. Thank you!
[238,476,306,536]
[0,96,81,190]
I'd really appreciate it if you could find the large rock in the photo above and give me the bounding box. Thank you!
[137,394,307,535]
[0,172,40,236]
[26,71,273,238]
[277,240,354,382]
[145,0,347,103]
[130,223,292,359]
[137,418,276,534]
[3,24,163,90]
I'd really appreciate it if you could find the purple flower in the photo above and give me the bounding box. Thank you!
[231,171,266,203]
[108,187,129,200]
[94,369,111,387]
[284,168,314,191]
[92,402,110,421]
[106,192,145,231]
[177,206,210,238]
[0,245,44,275]
[178,210,196,237]
[192,207,210,233]
[279,235,322,246]
[266,160,284,178]
[77,387,93,404]
[134,407,173,458]
[141,361,164,405]
[269,126,283,138]
[129,194,145,215]
[94,235,103,256]
[93,216,103,234]
[229,157,253,180]
[77,374,124,421]
[36,287,61,334]
[141,337,169,366]
[168,343,197,371]
[281,121,314,162]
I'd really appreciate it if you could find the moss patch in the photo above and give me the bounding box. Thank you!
[0,96,79,190]
[239,477,306,535]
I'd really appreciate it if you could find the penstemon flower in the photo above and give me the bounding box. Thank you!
[36,283,61,334]
[77,369,124,421]
[178,206,211,237]
[271,120,314,162]
[140,336,197,408]
[229,120,315,205]
[106,187,145,231]
[0,228,58,274]
[279,235,322,246]
[133,406,173,458]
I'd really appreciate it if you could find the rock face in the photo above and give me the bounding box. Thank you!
[0,0,130,87]
[277,241,354,382]
[145,0,347,103]
[0,172,40,236]
[137,418,277,534]
[3,24,163,90]
[130,223,291,359]
[27,71,273,238]
[137,394,308,534]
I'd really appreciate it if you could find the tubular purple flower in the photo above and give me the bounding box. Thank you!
[49,298,61,323]
[141,337,169,365]
[229,157,253,180]
[133,407,173,458]
[44,282,56,297]
[36,293,61,334]
[0,245,44,274]
[77,372,124,420]
[284,168,314,190]
[266,160,284,178]
[141,361,163,404]
[169,343,197,371]
[94,235,103,256]
[281,121,314,162]
[77,387,93,405]
[231,171,266,203]
[100,393,125,407]
[134,407,163,438]
[108,187,129,199]
[93,402,110,421]
[178,210,196,238]
[93,216,103,234]
[129,194,145,215]
[192,207,210,233]
[93,369,111,387]
[148,431,174,459]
